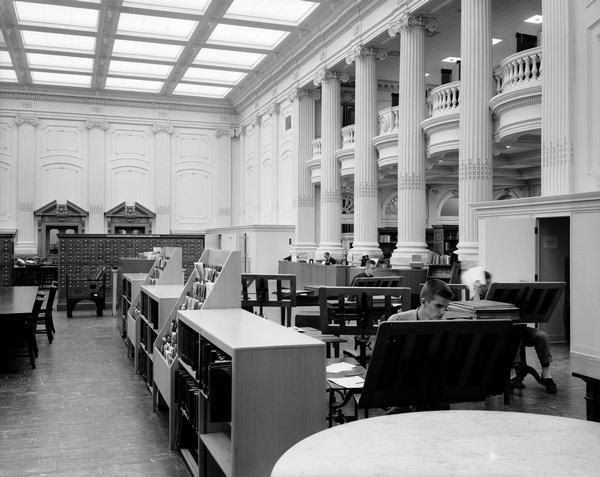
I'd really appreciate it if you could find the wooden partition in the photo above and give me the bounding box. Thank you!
[278,261,349,290]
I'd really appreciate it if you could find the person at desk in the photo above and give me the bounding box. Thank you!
[322,251,337,265]
[466,268,557,395]
[388,279,454,321]
[351,259,377,283]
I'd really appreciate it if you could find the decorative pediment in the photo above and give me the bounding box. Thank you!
[34,200,88,218]
[105,202,155,220]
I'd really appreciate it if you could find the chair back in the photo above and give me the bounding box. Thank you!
[44,282,58,316]
[28,295,46,333]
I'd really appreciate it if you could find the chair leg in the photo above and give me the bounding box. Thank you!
[28,339,36,369]
[32,335,38,357]
[45,317,53,343]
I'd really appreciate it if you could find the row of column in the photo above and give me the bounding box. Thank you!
[291,0,571,267]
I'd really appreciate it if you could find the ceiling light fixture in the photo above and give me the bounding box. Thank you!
[524,15,543,24]
[442,56,460,63]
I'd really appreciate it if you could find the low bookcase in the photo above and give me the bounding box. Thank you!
[175,308,326,477]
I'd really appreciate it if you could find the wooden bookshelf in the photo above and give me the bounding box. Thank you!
[176,308,326,477]
[122,272,148,342]
[153,249,241,450]
[128,247,183,372]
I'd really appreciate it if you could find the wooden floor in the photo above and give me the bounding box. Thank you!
[0,308,590,476]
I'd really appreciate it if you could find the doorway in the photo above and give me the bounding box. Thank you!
[537,217,570,343]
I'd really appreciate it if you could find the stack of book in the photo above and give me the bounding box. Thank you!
[445,300,520,321]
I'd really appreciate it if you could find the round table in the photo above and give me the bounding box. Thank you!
[271,411,600,476]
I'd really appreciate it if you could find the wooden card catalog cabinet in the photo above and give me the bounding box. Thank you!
[105,202,155,235]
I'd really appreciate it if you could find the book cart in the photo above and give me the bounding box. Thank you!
[152,249,241,451]
[126,247,183,368]
[176,308,325,477]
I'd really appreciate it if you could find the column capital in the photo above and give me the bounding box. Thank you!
[313,68,349,87]
[288,88,320,103]
[85,118,109,130]
[215,128,238,138]
[388,14,438,37]
[15,115,39,127]
[262,102,280,118]
[345,45,387,65]
[152,123,174,135]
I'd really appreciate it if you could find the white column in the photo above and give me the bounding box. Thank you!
[289,88,319,259]
[314,69,348,260]
[85,118,108,233]
[388,16,438,266]
[214,128,235,228]
[15,115,38,255]
[541,0,573,195]
[152,123,173,233]
[346,46,387,264]
[456,0,494,268]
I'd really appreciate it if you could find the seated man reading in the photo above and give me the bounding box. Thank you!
[388,279,454,321]
[350,259,377,284]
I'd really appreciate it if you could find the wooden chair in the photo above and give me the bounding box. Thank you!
[240,274,296,326]
[6,295,45,369]
[66,266,108,317]
[36,281,58,343]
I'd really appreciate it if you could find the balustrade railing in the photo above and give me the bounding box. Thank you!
[341,125,355,148]
[494,46,542,94]
[377,106,400,135]
[427,81,461,116]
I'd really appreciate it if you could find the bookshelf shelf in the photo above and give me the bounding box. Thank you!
[153,249,241,451]
[176,308,326,477]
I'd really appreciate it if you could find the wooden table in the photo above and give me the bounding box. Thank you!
[572,353,600,422]
[271,410,600,476]
[0,286,40,318]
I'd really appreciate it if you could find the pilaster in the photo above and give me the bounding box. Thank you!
[152,123,174,233]
[541,0,573,195]
[314,69,348,259]
[456,0,494,268]
[388,15,438,266]
[86,118,108,233]
[346,46,387,264]
[15,115,38,255]
[214,128,236,227]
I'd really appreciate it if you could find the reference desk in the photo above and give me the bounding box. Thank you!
[271,411,600,476]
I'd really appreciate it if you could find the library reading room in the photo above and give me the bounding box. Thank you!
[2,0,600,475]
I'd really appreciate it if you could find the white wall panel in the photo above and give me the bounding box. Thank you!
[260,116,275,223]
[243,124,259,224]
[0,122,15,224]
[38,123,85,206]
[278,107,294,224]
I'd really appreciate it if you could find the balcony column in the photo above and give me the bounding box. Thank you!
[456,0,494,268]
[15,115,39,256]
[289,89,319,259]
[85,118,108,233]
[541,0,573,195]
[388,15,438,266]
[152,123,174,233]
[346,46,387,264]
[314,69,348,260]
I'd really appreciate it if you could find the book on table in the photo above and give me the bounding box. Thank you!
[445,300,520,321]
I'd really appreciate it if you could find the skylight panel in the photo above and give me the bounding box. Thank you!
[112,39,183,61]
[21,31,95,54]
[173,83,231,98]
[224,0,318,26]
[0,69,18,82]
[27,53,93,72]
[194,48,265,70]
[14,1,98,32]
[105,77,163,93]
[122,0,210,15]
[108,60,172,79]
[182,67,246,85]
[31,71,91,87]
[0,51,13,67]
[207,24,288,50]
[117,13,197,41]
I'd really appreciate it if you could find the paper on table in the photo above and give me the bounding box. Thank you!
[326,362,358,373]
[328,376,365,388]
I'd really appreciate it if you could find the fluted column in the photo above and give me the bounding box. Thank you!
[86,118,108,233]
[152,123,173,233]
[456,0,494,267]
[289,89,319,259]
[389,15,438,266]
[346,46,387,264]
[314,69,348,260]
[214,128,235,227]
[15,115,38,255]
[541,0,573,195]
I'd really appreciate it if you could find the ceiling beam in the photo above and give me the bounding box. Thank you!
[92,0,122,91]
[0,1,31,85]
